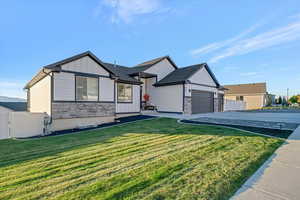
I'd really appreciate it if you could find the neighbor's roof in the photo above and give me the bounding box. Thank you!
[154,63,220,87]
[224,82,267,95]
[0,102,27,111]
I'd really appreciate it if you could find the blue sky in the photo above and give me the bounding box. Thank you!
[1,0,300,98]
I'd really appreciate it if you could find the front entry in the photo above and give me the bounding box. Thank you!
[191,90,214,114]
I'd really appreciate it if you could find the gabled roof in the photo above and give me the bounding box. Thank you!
[224,82,267,95]
[128,56,178,75]
[42,51,115,74]
[0,102,27,111]
[25,51,141,89]
[102,63,141,84]
[153,63,220,87]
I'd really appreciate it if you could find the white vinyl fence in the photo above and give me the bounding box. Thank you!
[224,99,246,111]
[0,112,48,140]
[0,113,9,140]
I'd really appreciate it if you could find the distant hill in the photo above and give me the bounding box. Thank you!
[0,96,26,102]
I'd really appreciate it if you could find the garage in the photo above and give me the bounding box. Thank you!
[191,90,214,114]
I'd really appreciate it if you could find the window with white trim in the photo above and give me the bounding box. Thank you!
[117,83,132,102]
[76,76,98,101]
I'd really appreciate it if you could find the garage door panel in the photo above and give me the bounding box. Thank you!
[191,90,214,114]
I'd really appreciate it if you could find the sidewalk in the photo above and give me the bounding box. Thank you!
[231,126,300,200]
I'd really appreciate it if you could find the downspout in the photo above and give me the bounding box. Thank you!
[42,68,54,135]
[113,76,119,122]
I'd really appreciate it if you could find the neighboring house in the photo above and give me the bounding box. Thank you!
[0,102,27,114]
[224,82,268,109]
[25,51,225,131]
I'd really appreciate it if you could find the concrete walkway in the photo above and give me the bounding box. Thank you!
[232,126,300,200]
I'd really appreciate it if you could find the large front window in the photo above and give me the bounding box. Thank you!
[76,76,98,101]
[117,83,132,102]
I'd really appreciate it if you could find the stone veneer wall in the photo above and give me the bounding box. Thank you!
[52,102,115,119]
[183,97,192,115]
[214,98,219,112]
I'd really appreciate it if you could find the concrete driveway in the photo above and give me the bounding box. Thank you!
[190,111,300,124]
[143,110,300,124]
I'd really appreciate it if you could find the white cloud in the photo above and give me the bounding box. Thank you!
[240,72,258,76]
[189,15,300,63]
[208,19,300,63]
[190,22,262,56]
[99,0,163,23]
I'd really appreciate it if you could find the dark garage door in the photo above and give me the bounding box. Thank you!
[191,90,214,114]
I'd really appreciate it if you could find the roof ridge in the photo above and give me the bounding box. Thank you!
[181,63,206,69]
[224,82,266,86]
[135,55,168,67]
[43,51,92,69]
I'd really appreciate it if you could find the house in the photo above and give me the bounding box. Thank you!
[25,51,225,131]
[0,102,27,114]
[224,82,269,109]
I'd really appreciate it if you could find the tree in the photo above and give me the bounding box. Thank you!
[289,95,298,104]
[277,96,282,104]
[282,97,287,106]
[265,94,275,106]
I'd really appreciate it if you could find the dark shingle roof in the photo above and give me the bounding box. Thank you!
[0,102,27,111]
[153,64,203,86]
[102,63,141,84]
[153,63,220,87]
[224,82,267,95]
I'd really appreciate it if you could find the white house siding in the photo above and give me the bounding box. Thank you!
[145,59,175,81]
[146,76,183,113]
[61,56,110,76]
[53,72,75,101]
[188,67,217,87]
[29,75,51,115]
[116,84,140,113]
[99,77,114,102]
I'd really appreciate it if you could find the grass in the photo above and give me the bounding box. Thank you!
[0,118,283,200]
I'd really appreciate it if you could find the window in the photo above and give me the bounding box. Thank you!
[236,96,244,101]
[117,83,132,102]
[76,76,98,101]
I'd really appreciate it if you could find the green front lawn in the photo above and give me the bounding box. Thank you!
[0,118,283,200]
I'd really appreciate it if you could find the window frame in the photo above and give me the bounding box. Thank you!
[236,96,244,101]
[75,75,99,102]
[117,83,133,103]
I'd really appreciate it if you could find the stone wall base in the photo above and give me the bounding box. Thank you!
[183,97,192,115]
[214,98,219,112]
[52,102,115,119]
